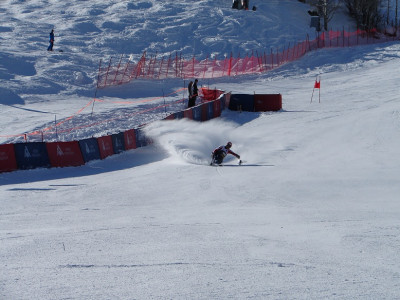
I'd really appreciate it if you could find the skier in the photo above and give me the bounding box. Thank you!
[47,29,54,51]
[211,142,241,165]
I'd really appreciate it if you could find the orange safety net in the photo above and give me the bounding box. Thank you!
[97,28,398,89]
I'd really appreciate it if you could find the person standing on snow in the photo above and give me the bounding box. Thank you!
[211,142,241,165]
[47,29,54,51]
[192,78,199,104]
[232,0,238,9]
[188,81,195,108]
[232,0,242,9]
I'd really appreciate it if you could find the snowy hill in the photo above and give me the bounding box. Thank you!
[0,0,354,107]
[1,0,400,299]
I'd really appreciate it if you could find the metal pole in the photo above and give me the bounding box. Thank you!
[183,80,186,109]
[162,88,167,116]
[55,115,58,141]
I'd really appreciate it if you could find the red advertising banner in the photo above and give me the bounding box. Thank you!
[97,135,114,159]
[124,129,137,150]
[163,113,175,120]
[213,99,222,118]
[0,144,17,173]
[254,94,282,112]
[183,108,193,120]
[46,141,85,168]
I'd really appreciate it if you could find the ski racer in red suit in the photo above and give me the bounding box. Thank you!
[211,142,240,165]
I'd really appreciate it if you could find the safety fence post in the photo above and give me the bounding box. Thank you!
[121,59,130,84]
[227,52,233,77]
[256,50,262,73]
[151,52,158,79]
[96,59,102,89]
[145,54,153,78]
[112,54,123,85]
[222,55,227,77]
[136,51,146,79]
[192,55,195,78]
[235,52,240,76]
[202,54,209,79]
[271,48,274,69]
[166,53,172,78]
[103,56,112,88]
[158,57,164,79]
[179,53,183,78]
[336,30,339,47]
[211,55,217,79]
[241,53,247,75]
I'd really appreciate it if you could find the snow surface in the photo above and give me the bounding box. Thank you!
[1,0,400,299]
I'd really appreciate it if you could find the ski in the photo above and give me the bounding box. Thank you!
[209,159,243,167]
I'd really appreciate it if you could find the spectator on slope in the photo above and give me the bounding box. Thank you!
[188,81,195,108]
[47,29,54,51]
[192,78,199,105]
[232,0,239,9]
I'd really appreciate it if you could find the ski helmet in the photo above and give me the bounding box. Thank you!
[226,142,232,148]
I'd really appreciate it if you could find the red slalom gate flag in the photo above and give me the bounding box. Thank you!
[311,76,321,103]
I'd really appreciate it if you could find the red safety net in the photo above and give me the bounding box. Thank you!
[97,29,398,89]
[0,144,18,172]
[201,87,225,101]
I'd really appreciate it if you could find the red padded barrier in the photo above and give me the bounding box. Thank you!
[124,129,137,150]
[254,94,282,111]
[164,114,175,120]
[213,99,222,118]
[201,88,224,101]
[97,136,114,159]
[46,141,85,168]
[224,92,231,109]
[0,144,18,173]
[201,103,208,121]
[184,108,193,120]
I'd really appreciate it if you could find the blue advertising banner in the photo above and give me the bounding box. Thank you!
[135,127,148,148]
[192,106,202,121]
[112,132,125,154]
[229,94,255,111]
[14,142,51,170]
[201,101,214,121]
[79,138,101,163]
[175,111,184,119]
